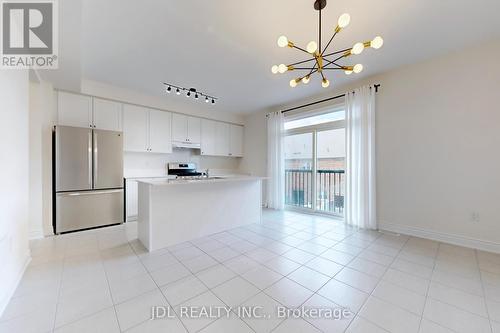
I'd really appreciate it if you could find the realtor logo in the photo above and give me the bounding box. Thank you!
[1,0,58,68]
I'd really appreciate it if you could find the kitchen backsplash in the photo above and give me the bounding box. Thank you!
[124,148,241,177]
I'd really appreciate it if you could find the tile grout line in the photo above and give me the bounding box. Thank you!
[126,238,192,333]
[49,240,66,333]
[267,226,386,332]
[99,239,128,333]
[343,232,411,333]
[475,249,495,333]
[416,239,440,333]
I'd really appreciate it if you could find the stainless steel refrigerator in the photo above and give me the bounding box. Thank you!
[54,126,124,234]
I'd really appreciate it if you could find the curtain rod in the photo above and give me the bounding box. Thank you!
[281,84,380,114]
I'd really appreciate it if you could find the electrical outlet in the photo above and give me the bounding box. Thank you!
[472,212,480,223]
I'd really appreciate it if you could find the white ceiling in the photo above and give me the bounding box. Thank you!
[76,0,500,114]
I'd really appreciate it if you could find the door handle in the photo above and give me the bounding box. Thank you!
[59,189,123,197]
[93,132,98,187]
[88,132,92,187]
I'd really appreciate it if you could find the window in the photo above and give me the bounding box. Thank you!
[284,109,345,216]
[284,110,345,130]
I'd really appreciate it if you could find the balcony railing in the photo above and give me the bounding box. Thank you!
[285,169,345,215]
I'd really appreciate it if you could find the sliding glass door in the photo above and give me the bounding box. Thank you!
[284,133,313,209]
[284,111,345,217]
[316,128,345,215]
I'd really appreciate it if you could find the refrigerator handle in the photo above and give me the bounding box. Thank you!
[93,131,98,187]
[88,131,92,187]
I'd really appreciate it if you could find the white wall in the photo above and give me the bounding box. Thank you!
[242,38,500,250]
[239,111,268,204]
[0,70,31,315]
[375,39,500,250]
[29,81,56,238]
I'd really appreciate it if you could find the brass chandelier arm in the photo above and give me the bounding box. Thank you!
[321,31,339,56]
[323,54,347,68]
[305,63,318,78]
[292,45,312,54]
[287,58,317,67]
[323,61,344,69]
[299,68,319,80]
[322,67,349,70]
[322,47,352,58]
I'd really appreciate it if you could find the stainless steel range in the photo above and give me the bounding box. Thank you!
[167,163,206,179]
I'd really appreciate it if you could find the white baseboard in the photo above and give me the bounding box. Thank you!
[0,255,31,317]
[29,228,44,240]
[379,222,500,254]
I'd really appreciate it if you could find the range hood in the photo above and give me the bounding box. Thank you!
[172,141,201,149]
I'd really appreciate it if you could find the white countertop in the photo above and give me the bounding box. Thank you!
[137,175,265,186]
[125,175,176,180]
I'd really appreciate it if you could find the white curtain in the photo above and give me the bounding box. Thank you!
[345,85,377,229]
[267,111,285,210]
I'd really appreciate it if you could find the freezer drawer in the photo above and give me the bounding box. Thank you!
[56,189,124,233]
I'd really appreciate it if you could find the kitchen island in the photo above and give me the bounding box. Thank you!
[136,176,263,252]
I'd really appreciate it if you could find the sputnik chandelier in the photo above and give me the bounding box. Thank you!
[271,0,383,88]
[163,82,218,104]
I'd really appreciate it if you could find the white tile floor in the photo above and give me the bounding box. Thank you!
[2,209,500,332]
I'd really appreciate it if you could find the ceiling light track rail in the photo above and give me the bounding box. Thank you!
[162,82,218,104]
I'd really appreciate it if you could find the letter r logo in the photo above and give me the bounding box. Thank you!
[2,1,53,54]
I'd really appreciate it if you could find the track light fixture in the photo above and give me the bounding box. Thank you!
[271,0,383,89]
[163,83,218,105]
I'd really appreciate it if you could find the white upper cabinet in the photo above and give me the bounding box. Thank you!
[123,104,149,152]
[149,110,172,154]
[57,91,243,157]
[57,91,93,128]
[229,125,244,157]
[172,114,201,144]
[171,114,188,143]
[201,119,216,156]
[123,104,172,153]
[93,98,122,131]
[215,122,230,156]
[187,116,201,144]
